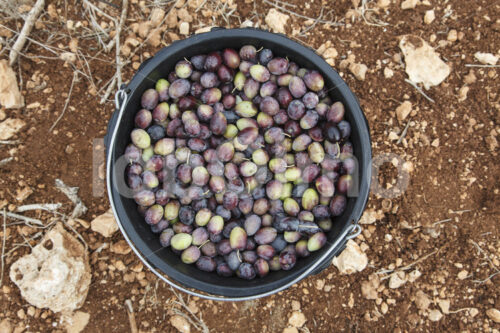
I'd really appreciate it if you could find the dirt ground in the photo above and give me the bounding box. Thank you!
[0,0,499,332]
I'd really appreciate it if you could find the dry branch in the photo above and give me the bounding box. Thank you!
[55,179,88,218]
[9,0,46,66]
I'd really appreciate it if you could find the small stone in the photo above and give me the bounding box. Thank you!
[396,101,412,122]
[384,234,393,242]
[195,26,213,34]
[388,131,399,141]
[332,240,368,274]
[63,311,90,333]
[361,274,380,300]
[486,309,500,323]
[359,208,384,225]
[380,302,388,314]
[469,308,479,317]
[138,22,151,39]
[60,52,77,64]
[0,60,24,109]
[401,0,419,10]
[91,210,118,237]
[457,270,468,280]
[384,67,394,78]
[407,269,421,282]
[265,8,290,34]
[9,223,91,312]
[315,279,325,290]
[388,271,407,289]
[166,8,178,29]
[147,28,162,47]
[428,309,443,322]
[458,86,469,102]
[349,62,368,81]
[377,0,391,8]
[485,135,498,152]
[464,71,476,84]
[288,311,306,328]
[414,290,431,311]
[150,8,165,27]
[447,29,458,42]
[474,52,498,65]
[438,299,450,314]
[291,300,301,311]
[111,240,131,255]
[114,260,126,271]
[282,327,299,333]
[16,187,33,202]
[170,315,190,333]
[179,22,190,35]
[69,38,78,53]
[424,9,435,24]
[0,118,26,140]
[177,8,193,22]
[0,319,12,333]
[323,47,338,59]
[0,109,5,121]
[399,35,450,89]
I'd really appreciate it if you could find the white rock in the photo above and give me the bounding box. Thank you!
[401,0,419,10]
[415,290,431,311]
[438,299,450,314]
[150,8,165,27]
[179,22,190,35]
[91,210,118,238]
[384,67,394,78]
[323,47,338,59]
[396,101,412,122]
[349,62,368,81]
[457,270,468,280]
[399,35,450,89]
[474,52,498,65]
[288,311,306,328]
[0,319,12,333]
[359,208,384,225]
[424,10,435,24]
[0,118,26,140]
[195,26,213,34]
[469,308,479,317]
[486,308,500,323]
[0,59,24,109]
[332,240,368,274]
[377,0,391,8]
[361,274,380,300]
[62,311,90,333]
[60,52,77,64]
[170,315,191,333]
[265,9,289,34]
[407,269,421,282]
[240,20,254,28]
[428,309,443,322]
[388,271,407,289]
[9,224,91,313]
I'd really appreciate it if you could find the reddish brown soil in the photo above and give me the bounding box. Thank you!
[0,0,499,332]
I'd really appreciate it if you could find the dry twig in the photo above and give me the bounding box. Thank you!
[0,140,20,145]
[125,299,138,333]
[9,0,45,66]
[3,211,44,226]
[404,79,435,103]
[0,209,6,288]
[0,157,13,168]
[115,0,129,89]
[54,179,88,218]
[49,71,78,132]
[16,203,62,212]
[170,287,210,333]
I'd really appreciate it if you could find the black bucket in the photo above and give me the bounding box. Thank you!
[105,28,371,301]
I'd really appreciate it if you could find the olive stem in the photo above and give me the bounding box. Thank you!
[236,250,243,262]
[197,239,210,249]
